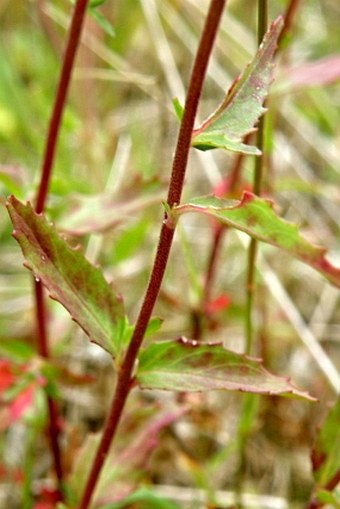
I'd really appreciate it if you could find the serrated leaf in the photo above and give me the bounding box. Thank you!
[312,400,340,487]
[192,132,261,155]
[136,338,315,399]
[172,191,340,289]
[6,196,125,357]
[191,16,283,154]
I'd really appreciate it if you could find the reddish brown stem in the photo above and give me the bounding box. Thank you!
[35,281,63,492]
[33,0,89,495]
[305,467,340,509]
[278,0,302,48]
[325,467,340,492]
[78,2,226,508]
[35,0,89,213]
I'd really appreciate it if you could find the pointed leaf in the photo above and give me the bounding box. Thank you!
[6,196,125,357]
[192,16,283,154]
[172,97,184,122]
[136,338,315,400]
[311,400,340,487]
[316,489,340,508]
[172,191,340,289]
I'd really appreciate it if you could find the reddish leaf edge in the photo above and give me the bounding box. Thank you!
[6,195,125,357]
[137,337,317,401]
[171,191,340,289]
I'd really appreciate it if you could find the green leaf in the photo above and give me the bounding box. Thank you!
[6,196,125,358]
[172,191,340,289]
[90,8,115,38]
[136,338,315,400]
[172,97,184,122]
[89,0,107,7]
[316,489,340,508]
[312,400,340,486]
[145,317,163,337]
[0,338,35,362]
[191,16,283,154]
[192,132,261,155]
[100,487,182,509]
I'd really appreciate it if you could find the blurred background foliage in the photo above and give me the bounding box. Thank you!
[0,1,339,508]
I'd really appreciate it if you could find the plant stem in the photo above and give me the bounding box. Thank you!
[33,0,89,495]
[35,281,63,484]
[244,0,268,355]
[239,3,268,504]
[193,144,249,340]
[278,0,301,49]
[78,2,226,508]
[35,0,89,213]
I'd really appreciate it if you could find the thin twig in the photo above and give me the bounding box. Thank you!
[78,2,226,508]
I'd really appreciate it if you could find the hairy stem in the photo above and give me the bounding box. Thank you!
[78,2,226,508]
[35,0,89,213]
[33,0,89,494]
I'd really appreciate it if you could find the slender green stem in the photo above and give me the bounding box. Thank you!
[193,143,249,340]
[78,2,226,508]
[33,0,89,496]
[244,0,268,355]
[238,2,269,503]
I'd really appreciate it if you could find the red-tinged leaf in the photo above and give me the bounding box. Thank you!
[172,191,340,289]
[69,407,185,504]
[280,54,340,90]
[311,400,340,487]
[191,16,283,154]
[6,196,125,357]
[204,294,231,315]
[136,338,315,400]
[0,360,15,391]
[9,383,34,421]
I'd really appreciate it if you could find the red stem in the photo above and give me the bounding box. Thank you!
[305,467,340,509]
[33,0,89,495]
[35,0,89,213]
[35,281,63,488]
[278,0,302,48]
[78,2,226,508]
